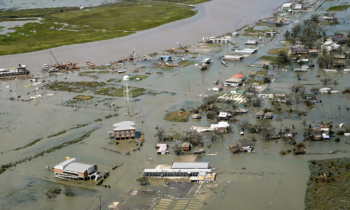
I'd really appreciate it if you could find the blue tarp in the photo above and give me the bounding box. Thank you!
[136,131,141,139]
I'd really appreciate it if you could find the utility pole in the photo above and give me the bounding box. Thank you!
[99,195,101,210]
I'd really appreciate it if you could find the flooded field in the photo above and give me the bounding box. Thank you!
[1,0,350,209]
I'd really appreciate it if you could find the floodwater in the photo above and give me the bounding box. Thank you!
[0,0,288,69]
[1,0,350,209]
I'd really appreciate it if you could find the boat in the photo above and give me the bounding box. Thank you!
[117,70,126,74]
[42,64,49,71]
[48,67,59,73]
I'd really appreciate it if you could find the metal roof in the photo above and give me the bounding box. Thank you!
[171,162,209,169]
[54,158,95,174]
[113,121,135,131]
[144,169,212,173]
[64,162,94,173]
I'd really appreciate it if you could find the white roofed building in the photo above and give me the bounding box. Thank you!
[52,158,99,181]
[113,121,136,141]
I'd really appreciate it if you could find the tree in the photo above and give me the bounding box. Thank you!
[292,24,301,35]
[154,127,165,142]
[310,14,320,24]
[263,77,271,84]
[295,72,302,81]
[277,51,290,64]
[137,177,149,185]
[238,121,250,132]
[252,97,262,107]
[317,55,335,68]
[320,77,333,85]
[290,83,305,93]
[245,84,256,93]
[310,87,319,94]
[182,131,203,146]
[173,145,182,155]
[284,30,291,40]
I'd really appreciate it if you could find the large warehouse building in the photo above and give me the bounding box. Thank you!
[52,158,99,181]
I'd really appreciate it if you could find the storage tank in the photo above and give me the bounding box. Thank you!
[123,75,129,81]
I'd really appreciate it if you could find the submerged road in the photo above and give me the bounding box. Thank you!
[0,0,287,69]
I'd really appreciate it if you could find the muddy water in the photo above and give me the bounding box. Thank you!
[2,0,350,209]
[0,0,288,69]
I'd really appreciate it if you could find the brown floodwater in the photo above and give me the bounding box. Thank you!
[1,0,288,69]
[1,0,350,209]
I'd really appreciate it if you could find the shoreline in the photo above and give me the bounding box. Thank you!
[0,0,290,70]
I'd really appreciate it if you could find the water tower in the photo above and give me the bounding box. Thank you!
[123,75,131,103]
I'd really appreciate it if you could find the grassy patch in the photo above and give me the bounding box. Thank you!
[107,78,121,83]
[73,95,93,100]
[48,130,67,138]
[151,66,174,71]
[165,111,191,122]
[267,48,289,54]
[129,75,148,81]
[95,118,102,122]
[327,5,350,11]
[0,2,197,55]
[178,60,195,66]
[14,138,43,151]
[259,55,279,63]
[46,81,106,92]
[305,158,350,210]
[94,86,147,97]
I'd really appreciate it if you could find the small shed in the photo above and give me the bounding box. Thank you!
[256,111,264,118]
[192,114,202,119]
[182,142,191,151]
[265,112,274,119]
[283,129,294,137]
[218,112,229,119]
[309,49,318,55]
[245,40,258,45]
[323,133,330,140]
[212,85,223,91]
[294,4,303,10]
[160,56,173,61]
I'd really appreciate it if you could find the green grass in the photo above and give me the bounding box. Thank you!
[177,60,195,66]
[305,158,350,210]
[107,78,121,83]
[0,2,197,55]
[129,75,148,81]
[327,5,350,11]
[73,95,93,100]
[153,0,210,4]
[94,86,147,97]
[267,48,289,54]
[46,81,107,92]
[259,55,279,63]
[164,111,191,122]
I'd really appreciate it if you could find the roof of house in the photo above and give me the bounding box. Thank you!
[232,73,245,78]
[256,111,264,115]
[218,112,228,117]
[265,112,273,116]
[225,77,243,83]
[182,142,191,147]
[284,129,293,133]
[211,121,230,129]
[291,47,308,52]
[171,162,209,169]
[113,121,135,131]
[326,35,348,42]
